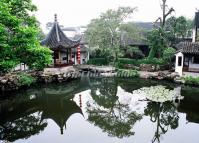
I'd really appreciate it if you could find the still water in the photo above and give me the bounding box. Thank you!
[0,77,199,143]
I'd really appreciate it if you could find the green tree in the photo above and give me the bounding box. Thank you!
[125,46,144,59]
[148,0,174,59]
[0,0,52,73]
[85,7,137,63]
[163,47,176,66]
[147,28,168,59]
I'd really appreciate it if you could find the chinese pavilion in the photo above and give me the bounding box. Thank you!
[41,14,81,67]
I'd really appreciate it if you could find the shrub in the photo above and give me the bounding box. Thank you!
[88,58,108,65]
[163,47,176,63]
[117,69,139,78]
[139,58,166,65]
[125,46,145,59]
[117,58,166,69]
[183,76,199,85]
[17,73,36,86]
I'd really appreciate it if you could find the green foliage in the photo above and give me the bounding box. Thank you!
[139,58,166,65]
[22,46,52,70]
[147,28,168,59]
[165,16,194,39]
[85,7,137,63]
[87,58,108,66]
[17,73,36,86]
[163,47,176,63]
[148,16,193,60]
[117,69,139,78]
[120,23,146,47]
[117,58,166,68]
[0,0,52,73]
[125,46,145,59]
[183,76,199,86]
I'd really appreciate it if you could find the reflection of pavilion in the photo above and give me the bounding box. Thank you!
[0,83,84,141]
[40,95,83,134]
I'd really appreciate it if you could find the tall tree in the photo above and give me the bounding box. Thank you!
[0,0,52,73]
[148,0,174,59]
[155,0,175,28]
[85,7,137,63]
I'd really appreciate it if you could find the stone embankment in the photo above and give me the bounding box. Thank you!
[77,65,117,77]
[138,71,183,83]
[0,66,80,91]
[0,65,184,92]
[0,66,118,91]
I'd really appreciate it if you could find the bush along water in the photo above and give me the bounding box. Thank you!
[183,76,199,86]
[16,73,36,87]
[0,72,36,91]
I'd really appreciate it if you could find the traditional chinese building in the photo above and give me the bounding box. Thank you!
[41,14,88,67]
[175,12,199,76]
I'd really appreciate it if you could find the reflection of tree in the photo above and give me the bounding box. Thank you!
[87,78,142,138]
[91,78,118,109]
[0,113,47,142]
[144,102,179,143]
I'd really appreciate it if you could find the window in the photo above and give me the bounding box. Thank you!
[54,52,59,59]
[193,56,199,64]
[178,56,182,66]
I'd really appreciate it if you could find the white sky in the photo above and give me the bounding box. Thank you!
[32,0,199,31]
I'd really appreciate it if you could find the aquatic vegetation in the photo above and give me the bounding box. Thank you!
[133,85,184,102]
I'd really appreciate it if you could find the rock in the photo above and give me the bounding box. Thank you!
[174,77,185,84]
[170,72,180,79]
[100,72,117,77]
[77,65,116,73]
[123,64,140,70]
[140,64,156,72]
[1,79,7,84]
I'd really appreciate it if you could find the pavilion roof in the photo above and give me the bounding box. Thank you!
[176,42,199,54]
[41,98,83,134]
[41,14,81,49]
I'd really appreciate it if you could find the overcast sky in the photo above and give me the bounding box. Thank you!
[32,0,199,31]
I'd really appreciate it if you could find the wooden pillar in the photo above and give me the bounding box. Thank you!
[188,55,190,72]
[66,49,69,64]
[58,51,61,64]
[77,46,81,64]
[70,48,72,61]
[53,52,55,65]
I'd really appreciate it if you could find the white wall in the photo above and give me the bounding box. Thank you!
[175,52,184,76]
[14,63,29,71]
[80,53,89,64]
[60,52,67,63]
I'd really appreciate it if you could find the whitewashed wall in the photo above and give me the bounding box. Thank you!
[175,52,184,76]
[14,63,29,71]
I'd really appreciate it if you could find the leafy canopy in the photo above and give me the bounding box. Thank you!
[85,7,137,63]
[0,0,52,73]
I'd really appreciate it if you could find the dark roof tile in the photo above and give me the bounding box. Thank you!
[176,42,199,54]
[41,14,81,49]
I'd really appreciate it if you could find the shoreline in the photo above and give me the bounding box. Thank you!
[0,65,198,92]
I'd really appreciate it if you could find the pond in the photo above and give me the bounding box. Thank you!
[0,77,199,143]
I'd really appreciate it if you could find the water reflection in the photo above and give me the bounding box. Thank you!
[0,78,199,143]
[0,81,84,142]
[87,78,142,138]
[0,113,47,142]
[144,102,179,143]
